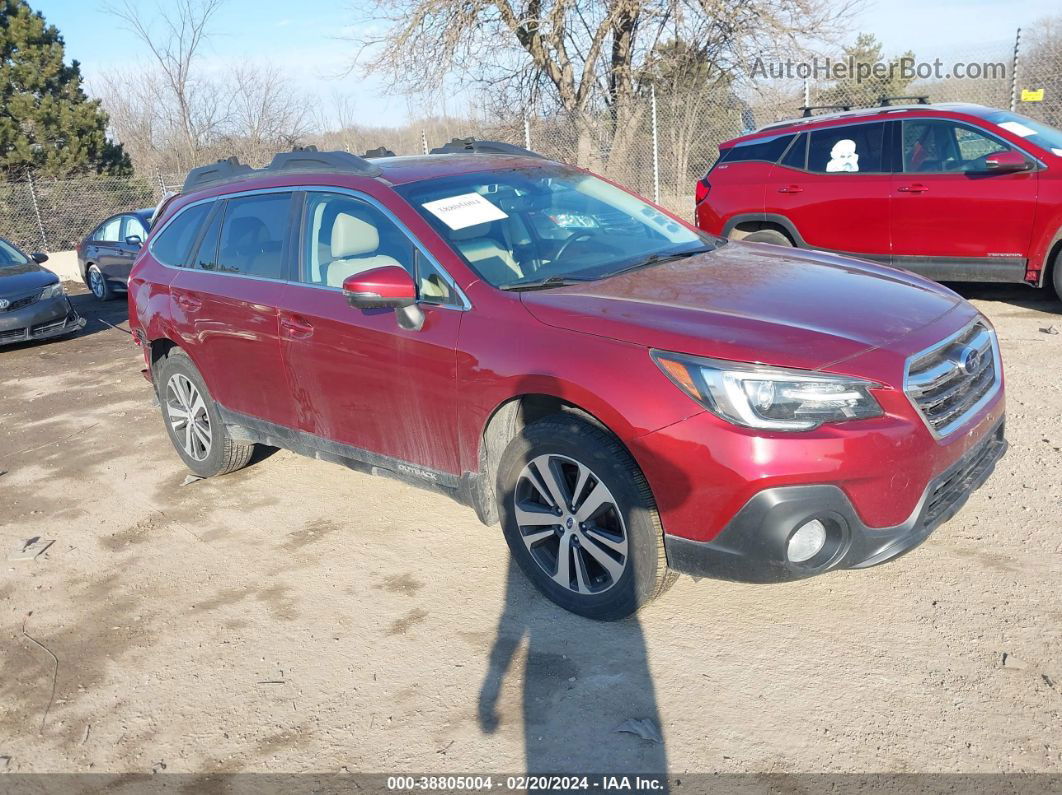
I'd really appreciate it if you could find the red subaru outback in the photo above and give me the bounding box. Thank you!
[128,142,1006,619]
[696,102,1062,300]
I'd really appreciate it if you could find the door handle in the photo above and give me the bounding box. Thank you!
[777,184,804,193]
[175,294,202,312]
[897,184,929,193]
[280,314,314,340]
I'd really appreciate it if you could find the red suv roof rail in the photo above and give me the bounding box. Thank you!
[181,146,383,194]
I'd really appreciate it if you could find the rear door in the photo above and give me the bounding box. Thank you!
[275,189,465,477]
[890,118,1038,279]
[93,216,126,280]
[168,191,299,429]
[764,121,892,257]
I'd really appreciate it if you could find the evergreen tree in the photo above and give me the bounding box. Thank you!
[820,33,917,109]
[0,0,130,178]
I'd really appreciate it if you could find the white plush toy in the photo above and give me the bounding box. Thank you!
[826,139,859,172]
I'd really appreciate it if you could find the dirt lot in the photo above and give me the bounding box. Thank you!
[1,283,1061,778]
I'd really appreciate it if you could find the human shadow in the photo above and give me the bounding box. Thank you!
[478,556,669,778]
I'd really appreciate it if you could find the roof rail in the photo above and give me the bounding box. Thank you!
[363,146,396,158]
[181,146,382,193]
[879,95,929,106]
[799,104,851,117]
[429,137,546,158]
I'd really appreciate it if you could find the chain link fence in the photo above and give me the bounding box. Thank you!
[2,30,1060,252]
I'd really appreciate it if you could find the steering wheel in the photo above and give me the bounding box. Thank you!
[554,230,601,262]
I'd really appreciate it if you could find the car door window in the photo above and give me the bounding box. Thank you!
[902,120,1012,173]
[121,215,147,242]
[98,217,122,242]
[191,203,223,271]
[808,122,886,173]
[300,192,457,306]
[151,203,212,267]
[216,193,293,279]
[779,133,808,169]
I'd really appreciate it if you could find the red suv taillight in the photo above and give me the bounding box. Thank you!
[695,177,710,206]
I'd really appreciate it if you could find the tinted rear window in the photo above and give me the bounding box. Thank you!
[152,203,211,267]
[719,134,796,165]
[216,193,292,280]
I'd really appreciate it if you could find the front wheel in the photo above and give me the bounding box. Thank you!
[496,414,674,620]
[156,349,254,478]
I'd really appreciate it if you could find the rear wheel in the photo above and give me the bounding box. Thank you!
[496,414,674,620]
[156,349,254,478]
[740,228,793,246]
[87,264,113,301]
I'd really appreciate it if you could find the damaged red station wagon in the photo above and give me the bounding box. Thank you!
[128,140,1006,619]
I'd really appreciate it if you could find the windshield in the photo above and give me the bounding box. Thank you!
[981,110,1062,156]
[0,239,30,267]
[397,164,716,288]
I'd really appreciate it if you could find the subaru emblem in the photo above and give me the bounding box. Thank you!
[958,347,981,376]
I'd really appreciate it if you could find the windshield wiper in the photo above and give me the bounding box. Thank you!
[606,246,713,278]
[499,275,593,291]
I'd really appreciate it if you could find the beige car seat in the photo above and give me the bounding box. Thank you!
[325,213,402,287]
[450,222,522,283]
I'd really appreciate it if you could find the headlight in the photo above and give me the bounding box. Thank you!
[651,350,883,431]
[38,283,65,300]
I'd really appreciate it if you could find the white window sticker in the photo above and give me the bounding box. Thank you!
[998,120,1037,138]
[1052,148,1062,157]
[422,193,508,230]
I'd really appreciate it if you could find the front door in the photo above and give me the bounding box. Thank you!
[276,190,464,478]
[890,118,1039,279]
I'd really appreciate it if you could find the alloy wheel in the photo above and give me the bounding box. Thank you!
[513,453,628,595]
[165,374,212,461]
[88,267,105,299]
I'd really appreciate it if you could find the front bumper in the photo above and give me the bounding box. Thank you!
[664,418,1007,583]
[0,297,86,346]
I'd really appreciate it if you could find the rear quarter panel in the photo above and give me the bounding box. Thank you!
[696,159,771,235]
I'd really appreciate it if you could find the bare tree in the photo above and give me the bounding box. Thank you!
[348,0,861,165]
[104,0,226,161]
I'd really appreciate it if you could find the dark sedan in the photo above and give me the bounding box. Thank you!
[0,238,85,346]
[77,207,153,300]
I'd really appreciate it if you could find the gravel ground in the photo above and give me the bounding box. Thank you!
[0,283,1060,778]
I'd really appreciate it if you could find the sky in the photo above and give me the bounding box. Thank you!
[31,0,1062,128]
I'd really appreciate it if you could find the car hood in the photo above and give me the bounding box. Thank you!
[0,262,57,296]
[520,243,970,371]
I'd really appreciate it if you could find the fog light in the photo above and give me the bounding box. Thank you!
[787,519,827,563]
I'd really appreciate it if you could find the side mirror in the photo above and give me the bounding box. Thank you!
[30,252,49,264]
[342,266,417,309]
[984,151,1032,173]
[125,234,143,247]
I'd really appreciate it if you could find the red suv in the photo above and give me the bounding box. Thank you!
[696,103,1062,300]
[128,142,1007,619]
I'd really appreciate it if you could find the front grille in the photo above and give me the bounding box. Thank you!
[31,317,69,336]
[923,423,1006,528]
[905,321,1000,437]
[0,290,41,312]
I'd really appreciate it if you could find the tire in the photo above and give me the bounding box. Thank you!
[1052,250,1062,304]
[495,414,675,620]
[155,349,254,478]
[87,264,113,301]
[740,228,793,246]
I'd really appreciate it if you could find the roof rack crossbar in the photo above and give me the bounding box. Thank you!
[181,145,383,193]
[429,137,546,158]
[879,95,929,106]
[799,104,851,117]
